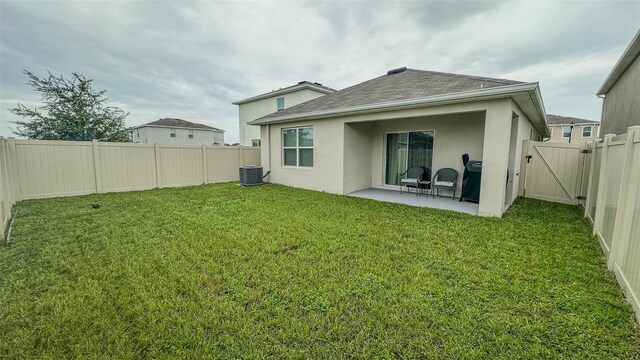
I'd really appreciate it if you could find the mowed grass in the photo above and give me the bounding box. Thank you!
[0,183,638,358]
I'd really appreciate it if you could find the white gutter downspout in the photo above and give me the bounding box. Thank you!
[267,124,272,177]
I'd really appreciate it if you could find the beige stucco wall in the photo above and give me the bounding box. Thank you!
[601,54,640,136]
[508,103,540,205]
[343,123,373,194]
[260,118,346,194]
[261,98,539,217]
[238,89,328,146]
[546,124,600,143]
[477,100,512,216]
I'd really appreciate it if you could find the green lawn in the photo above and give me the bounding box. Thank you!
[1,183,638,358]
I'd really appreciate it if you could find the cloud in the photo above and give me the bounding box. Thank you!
[1,1,638,141]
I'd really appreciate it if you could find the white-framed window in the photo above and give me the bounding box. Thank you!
[252,139,261,147]
[283,127,313,167]
[170,129,176,138]
[188,130,194,139]
[277,97,285,111]
[582,126,592,138]
[562,126,571,138]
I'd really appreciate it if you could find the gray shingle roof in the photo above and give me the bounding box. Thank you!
[546,114,599,126]
[257,69,524,121]
[138,118,224,132]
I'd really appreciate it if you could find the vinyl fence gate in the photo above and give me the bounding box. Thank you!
[520,140,590,206]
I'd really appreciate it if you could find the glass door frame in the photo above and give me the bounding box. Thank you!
[383,129,435,188]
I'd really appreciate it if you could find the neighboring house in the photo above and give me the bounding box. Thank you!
[545,114,600,143]
[597,30,640,136]
[132,118,224,145]
[249,67,549,217]
[233,81,336,146]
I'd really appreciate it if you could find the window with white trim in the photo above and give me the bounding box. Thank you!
[277,97,285,111]
[582,126,592,138]
[188,130,194,139]
[562,126,571,138]
[252,139,261,147]
[283,127,313,167]
[170,129,176,138]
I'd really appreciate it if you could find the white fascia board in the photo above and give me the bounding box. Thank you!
[597,30,640,95]
[249,82,541,126]
[530,85,550,137]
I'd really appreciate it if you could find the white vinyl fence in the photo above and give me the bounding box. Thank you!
[0,139,17,239]
[522,126,640,323]
[0,138,261,239]
[585,128,640,323]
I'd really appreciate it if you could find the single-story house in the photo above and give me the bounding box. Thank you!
[132,118,225,145]
[249,68,549,217]
[545,114,600,143]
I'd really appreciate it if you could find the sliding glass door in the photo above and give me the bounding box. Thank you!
[385,131,434,186]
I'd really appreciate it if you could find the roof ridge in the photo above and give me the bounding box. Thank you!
[405,68,523,85]
[545,114,599,124]
[139,118,224,131]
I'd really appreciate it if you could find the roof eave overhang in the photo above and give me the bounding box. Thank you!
[597,30,640,96]
[528,85,550,137]
[232,84,335,105]
[248,82,549,137]
[548,121,600,126]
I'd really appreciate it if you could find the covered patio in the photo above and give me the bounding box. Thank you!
[254,68,550,217]
[348,188,479,215]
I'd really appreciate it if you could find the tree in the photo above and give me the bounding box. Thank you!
[11,70,130,142]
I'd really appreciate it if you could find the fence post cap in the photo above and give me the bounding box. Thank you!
[626,126,640,131]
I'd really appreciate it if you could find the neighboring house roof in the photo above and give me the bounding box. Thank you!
[546,114,599,126]
[132,118,224,132]
[232,81,337,105]
[597,30,640,95]
[248,67,549,137]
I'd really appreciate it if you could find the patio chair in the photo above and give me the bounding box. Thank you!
[400,166,425,195]
[433,168,458,200]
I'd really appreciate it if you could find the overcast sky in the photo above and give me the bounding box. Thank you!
[1,1,639,143]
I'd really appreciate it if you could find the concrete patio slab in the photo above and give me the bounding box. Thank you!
[348,188,479,215]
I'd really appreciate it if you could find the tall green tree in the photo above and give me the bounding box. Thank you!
[11,70,130,142]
